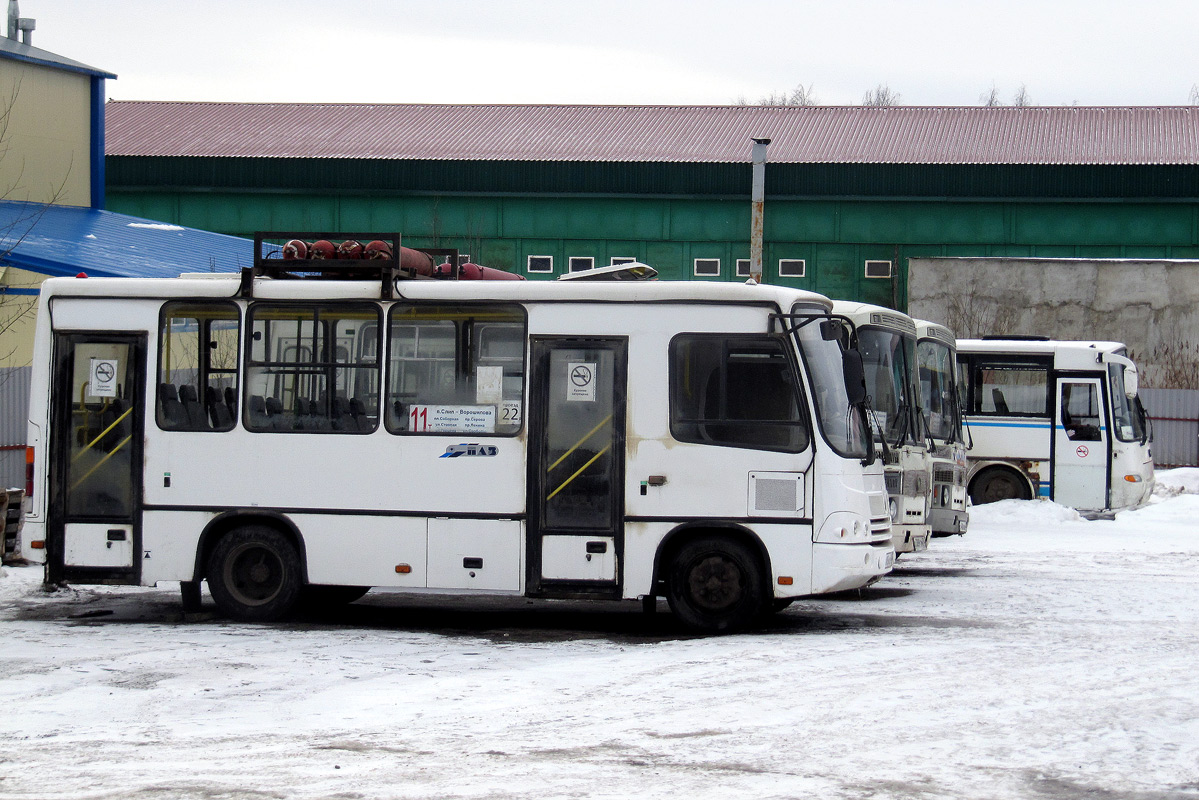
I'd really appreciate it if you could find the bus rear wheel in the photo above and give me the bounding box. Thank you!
[207,525,302,622]
[667,535,765,633]
[970,467,1031,505]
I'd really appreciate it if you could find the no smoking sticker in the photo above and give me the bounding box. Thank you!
[1076,445,1090,458]
[566,362,596,402]
[89,358,119,398]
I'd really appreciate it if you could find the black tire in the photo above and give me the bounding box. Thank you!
[298,584,370,610]
[666,535,766,633]
[969,467,1031,505]
[206,525,302,622]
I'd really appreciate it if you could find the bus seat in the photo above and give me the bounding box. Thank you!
[223,386,238,420]
[206,386,233,428]
[264,396,289,430]
[178,385,204,427]
[349,397,371,431]
[159,383,185,429]
[249,395,270,429]
[992,388,1010,414]
[332,396,351,430]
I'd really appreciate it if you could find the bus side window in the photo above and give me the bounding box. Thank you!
[1061,382,1101,441]
[973,362,1049,417]
[244,303,381,434]
[670,334,809,453]
[158,302,240,432]
[385,305,527,436]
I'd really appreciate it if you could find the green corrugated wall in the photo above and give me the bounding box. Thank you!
[105,156,1199,310]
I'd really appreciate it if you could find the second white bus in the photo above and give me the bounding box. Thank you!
[833,302,932,553]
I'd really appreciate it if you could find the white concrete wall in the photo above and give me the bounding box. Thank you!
[908,258,1199,389]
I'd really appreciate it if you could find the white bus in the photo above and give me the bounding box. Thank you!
[956,337,1154,513]
[21,260,893,633]
[832,302,932,553]
[915,320,969,537]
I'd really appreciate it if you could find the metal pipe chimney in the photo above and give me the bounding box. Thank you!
[7,1,33,44]
[750,137,771,283]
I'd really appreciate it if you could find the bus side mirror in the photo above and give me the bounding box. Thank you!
[842,349,867,406]
[820,319,843,341]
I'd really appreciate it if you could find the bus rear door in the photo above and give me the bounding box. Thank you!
[46,333,145,585]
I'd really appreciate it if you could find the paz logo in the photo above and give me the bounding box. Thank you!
[441,443,498,458]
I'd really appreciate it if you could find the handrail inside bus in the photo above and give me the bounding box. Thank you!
[70,434,133,491]
[547,445,612,502]
[71,406,133,465]
[546,413,613,474]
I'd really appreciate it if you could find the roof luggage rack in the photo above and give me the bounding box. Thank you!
[241,233,460,299]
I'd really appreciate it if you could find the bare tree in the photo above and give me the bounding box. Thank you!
[980,85,1004,107]
[753,84,819,107]
[862,84,901,107]
[1011,84,1032,107]
[1190,84,1199,105]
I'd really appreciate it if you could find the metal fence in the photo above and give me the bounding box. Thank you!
[1140,388,1199,468]
[0,367,31,489]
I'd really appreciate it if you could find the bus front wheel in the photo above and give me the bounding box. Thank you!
[666,535,765,633]
[969,467,1032,505]
[207,525,302,622]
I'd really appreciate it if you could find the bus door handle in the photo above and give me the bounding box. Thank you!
[640,475,667,495]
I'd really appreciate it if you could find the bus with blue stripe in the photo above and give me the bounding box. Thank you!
[956,338,1153,514]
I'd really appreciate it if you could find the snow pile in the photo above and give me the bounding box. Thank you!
[1152,467,1199,497]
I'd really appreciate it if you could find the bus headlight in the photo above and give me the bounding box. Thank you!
[888,498,899,521]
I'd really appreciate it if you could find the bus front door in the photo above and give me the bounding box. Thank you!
[46,334,145,585]
[527,337,627,598]
[1053,377,1109,510]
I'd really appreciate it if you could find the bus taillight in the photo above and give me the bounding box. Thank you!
[25,446,34,497]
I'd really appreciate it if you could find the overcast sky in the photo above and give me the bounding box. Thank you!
[25,0,1199,107]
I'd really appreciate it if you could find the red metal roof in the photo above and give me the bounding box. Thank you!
[105,102,1199,166]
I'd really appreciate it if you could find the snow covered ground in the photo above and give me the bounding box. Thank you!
[3,472,1199,799]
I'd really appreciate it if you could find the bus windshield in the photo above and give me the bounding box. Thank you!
[918,338,962,444]
[1108,364,1147,443]
[858,327,917,447]
[791,305,868,459]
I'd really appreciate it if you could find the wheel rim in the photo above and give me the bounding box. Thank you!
[981,473,1021,503]
[224,542,285,606]
[686,553,745,612]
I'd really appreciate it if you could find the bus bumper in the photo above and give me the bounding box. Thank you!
[892,523,930,554]
[929,507,969,537]
[811,542,895,594]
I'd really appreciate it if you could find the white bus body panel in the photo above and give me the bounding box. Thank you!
[27,276,893,609]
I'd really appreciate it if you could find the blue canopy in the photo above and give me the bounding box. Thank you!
[0,200,255,283]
